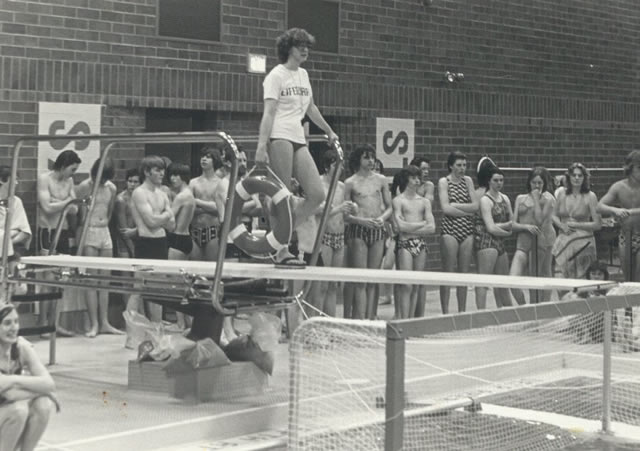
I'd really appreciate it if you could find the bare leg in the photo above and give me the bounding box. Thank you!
[292,147,325,228]
[343,239,357,318]
[366,238,385,319]
[18,397,53,451]
[83,245,101,337]
[457,235,474,312]
[413,251,428,317]
[475,248,498,310]
[494,253,512,307]
[0,401,28,451]
[350,239,369,319]
[439,235,458,314]
[509,249,529,305]
[396,249,413,319]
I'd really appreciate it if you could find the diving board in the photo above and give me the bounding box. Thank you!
[20,255,617,291]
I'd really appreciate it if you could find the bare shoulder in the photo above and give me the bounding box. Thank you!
[344,174,356,186]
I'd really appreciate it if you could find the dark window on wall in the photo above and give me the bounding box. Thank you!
[288,0,340,54]
[158,0,221,42]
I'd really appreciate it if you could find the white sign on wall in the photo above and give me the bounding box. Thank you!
[37,102,102,175]
[375,117,415,169]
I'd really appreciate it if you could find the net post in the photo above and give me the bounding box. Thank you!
[385,322,405,451]
[602,310,612,434]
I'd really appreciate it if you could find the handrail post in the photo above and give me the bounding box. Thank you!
[385,322,405,451]
[602,310,612,434]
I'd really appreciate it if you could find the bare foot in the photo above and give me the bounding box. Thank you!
[56,327,76,338]
[85,328,98,338]
[99,324,125,335]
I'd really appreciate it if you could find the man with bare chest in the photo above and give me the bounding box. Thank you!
[344,145,392,319]
[37,150,81,337]
[114,168,140,258]
[130,156,175,321]
[189,146,226,262]
[598,150,640,350]
[598,150,640,282]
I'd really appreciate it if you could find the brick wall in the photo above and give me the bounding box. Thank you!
[1,0,639,267]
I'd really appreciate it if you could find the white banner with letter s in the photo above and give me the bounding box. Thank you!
[37,102,101,176]
[376,117,414,169]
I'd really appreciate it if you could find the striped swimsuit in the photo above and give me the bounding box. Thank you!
[440,177,474,243]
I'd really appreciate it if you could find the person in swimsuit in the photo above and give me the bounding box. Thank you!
[189,146,226,262]
[36,150,81,338]
[318,149,353,316]
[75,158,122,337]
[166,163,196,330]
[114,168,140,258]
[392,166,435,319]
[255,28,338,264]
[598,150,640,345]
[409,156,435,203]
[0,304,57,451]
[509,167,556,304]
[344,145,392,319]
[130,156,175,321]
[474,166,514,310]
[438,151,479,314]
[552,162,601,281]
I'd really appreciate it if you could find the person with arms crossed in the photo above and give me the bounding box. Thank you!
[130,156,175,322]
[114,168,140,259]
[392,166,436,319]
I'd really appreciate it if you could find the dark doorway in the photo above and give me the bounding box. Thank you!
[145,109,216,176]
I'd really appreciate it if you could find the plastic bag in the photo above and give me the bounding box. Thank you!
[149,334,196,361]
[186,338,230,369]
[249,312,281,353]
[163,338,230,375]
[124,310,163,350]
[224,335,274,375]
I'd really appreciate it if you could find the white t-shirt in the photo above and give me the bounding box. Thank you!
[0,196,32,257]
[263,64,312,144]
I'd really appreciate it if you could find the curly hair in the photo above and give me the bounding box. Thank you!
[564,162,590,194]
[276,28,316,63]
[624,150,640,176]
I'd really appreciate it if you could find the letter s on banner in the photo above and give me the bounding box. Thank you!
[38,102,102,176]
[376,118,415,170]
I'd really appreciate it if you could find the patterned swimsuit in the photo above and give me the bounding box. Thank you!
[474,193,509,255]
[440,177,474,243]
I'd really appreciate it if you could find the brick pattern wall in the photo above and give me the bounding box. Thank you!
[1,0,639,267]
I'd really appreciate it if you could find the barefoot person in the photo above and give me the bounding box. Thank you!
[189,146,226,262]
[36,150,81,337]
[318,149,352,316]
[255,27,338,263]
[392,166,435,319]
[509,167,556,304]
[166,163,196,330]
[597,150,640,348]
[438,151,479,314]
[76,158,122,337]
[114,168,140,258]
[344,145,392,319]
[130,156,175,322]
[474,166,514,309]
[552,162,601,281]
[0,304,57,451]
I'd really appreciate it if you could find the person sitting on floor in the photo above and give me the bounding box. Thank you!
[0,303,58,451]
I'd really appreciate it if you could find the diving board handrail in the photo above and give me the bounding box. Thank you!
[1,131,240,305]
